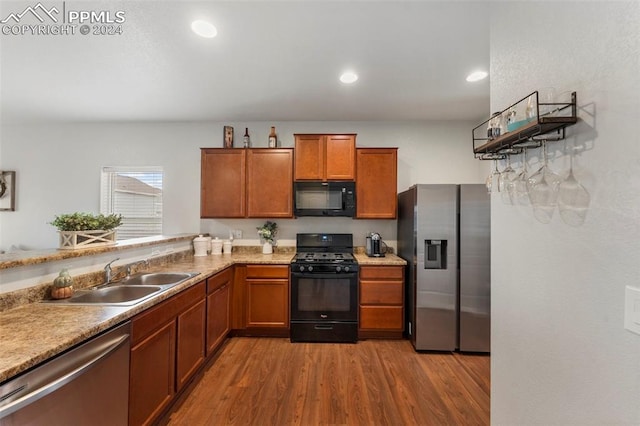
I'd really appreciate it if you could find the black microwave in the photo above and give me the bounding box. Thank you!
[293,181,356,217]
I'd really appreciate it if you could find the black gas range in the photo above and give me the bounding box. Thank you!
[290,233,359,343]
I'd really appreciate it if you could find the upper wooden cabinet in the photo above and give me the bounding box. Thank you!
[294,134,356,181]
[356,148,398,219]
[201,149,246,218]
[247,149,293,218]
[201,148,293,219]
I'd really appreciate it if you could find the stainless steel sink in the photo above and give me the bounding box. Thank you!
[119,272,196,287]
[45,285,163,306]
[44,271,199,306]
[67,285,162,304]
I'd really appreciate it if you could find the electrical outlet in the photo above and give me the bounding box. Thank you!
[234,229,243,239]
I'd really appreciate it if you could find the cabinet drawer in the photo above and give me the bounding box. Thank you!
[245,265,289,279]
[359,266,404,280]
[360,280,403,305]
[360,306,404,330]
[132,281,206,344]
[207,267,234,293]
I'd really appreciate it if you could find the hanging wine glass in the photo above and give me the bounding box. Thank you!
[485,159,501,194]
[558,154,590,226]
[514,149,530,206]
[529,143,561,223]
[499,156,516,205]
[527,141,546,197]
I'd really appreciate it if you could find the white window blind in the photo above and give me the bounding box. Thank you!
[100,167,163,240]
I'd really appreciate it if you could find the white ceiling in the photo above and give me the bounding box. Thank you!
[0,1,490,124]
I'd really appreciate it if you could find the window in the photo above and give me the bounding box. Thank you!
[100,167,163,240]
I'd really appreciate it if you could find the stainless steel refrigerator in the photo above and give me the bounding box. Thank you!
[397,184,490,352]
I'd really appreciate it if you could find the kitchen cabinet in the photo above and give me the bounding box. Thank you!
[356,148,398,219]
[359,265,404,339]
[201,149,246,218]
[206,267,233,356]
[244,265,290,333]
[246,148,294,217]
[176,297,206,392]
[129,281,206,425]
[201,148,293,218]
[294,134,356,181]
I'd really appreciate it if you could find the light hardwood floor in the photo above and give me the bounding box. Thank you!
[167,338,490,426]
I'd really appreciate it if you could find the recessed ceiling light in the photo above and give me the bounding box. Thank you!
[466,71,488,82]
[191,20,217,38]
[340,71,358,84]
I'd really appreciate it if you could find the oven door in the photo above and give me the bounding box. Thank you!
[290,271,358,322]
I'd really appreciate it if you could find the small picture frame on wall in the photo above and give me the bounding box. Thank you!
[224,126,234,148]
[0,171,16,211]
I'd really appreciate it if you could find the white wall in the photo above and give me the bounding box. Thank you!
[0,120,485,250]
[490,2,640,424]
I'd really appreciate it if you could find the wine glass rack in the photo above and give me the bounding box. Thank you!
[472,91,577,160]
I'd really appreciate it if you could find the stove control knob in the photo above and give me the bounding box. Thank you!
[336,266,342,273]
[308,266,314,272]
[344,266,350,273]
[299,266,305,272]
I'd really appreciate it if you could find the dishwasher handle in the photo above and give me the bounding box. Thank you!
[0,331,130,418]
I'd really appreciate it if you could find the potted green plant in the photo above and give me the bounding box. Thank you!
[50,213,122,250]
[257,221,277,254]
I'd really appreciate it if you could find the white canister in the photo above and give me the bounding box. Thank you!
[193,235,209,257]
[223,240,232,254]
[211,237,223,255]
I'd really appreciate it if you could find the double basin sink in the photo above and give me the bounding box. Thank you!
[46,272,200,306]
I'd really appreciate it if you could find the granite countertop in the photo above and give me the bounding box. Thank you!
[0,250,405,383]
[0,252,293,383]
[0,234,197,270]
[354,253,407,265]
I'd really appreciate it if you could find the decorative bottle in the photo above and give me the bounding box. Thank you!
[268,126,277,148]
[243,127,250,148]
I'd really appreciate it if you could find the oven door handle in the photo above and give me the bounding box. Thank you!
[291,272,358,279]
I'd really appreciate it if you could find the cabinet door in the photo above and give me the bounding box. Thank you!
[360,306,404,330]
[356,148,398,219]
[325,135,356,180]
[206,283,230,355]
[359,265,404,334]
[201,149,246,218]
[294,135,324,180]
[246,149,293,218]
[246,279,289,328]
[176,298,206,392]
[129,320,176,426]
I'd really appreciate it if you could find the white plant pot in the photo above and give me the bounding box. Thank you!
[262,241,273,254]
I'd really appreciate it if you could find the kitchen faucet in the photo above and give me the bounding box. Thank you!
[104,258,120,284]
[125,259,150,277]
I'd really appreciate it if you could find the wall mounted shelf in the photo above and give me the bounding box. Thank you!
[473,91,577,159]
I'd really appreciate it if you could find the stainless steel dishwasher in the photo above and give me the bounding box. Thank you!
[0,321,131,425]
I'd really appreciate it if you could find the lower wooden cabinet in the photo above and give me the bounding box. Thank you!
[244,265,290,332]
[129,281,206,426]
[129,320,176,426]
[359,265,405,339]
[176,298,206,391]
[206,268,232,355]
